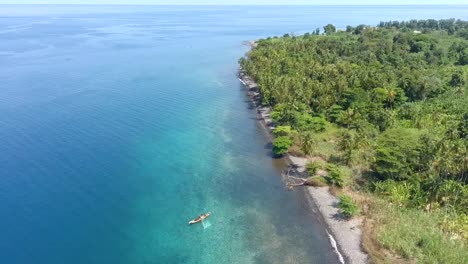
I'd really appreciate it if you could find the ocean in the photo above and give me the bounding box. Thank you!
[0,5,466,264]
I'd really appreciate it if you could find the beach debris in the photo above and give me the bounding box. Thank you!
[284,167,317,189]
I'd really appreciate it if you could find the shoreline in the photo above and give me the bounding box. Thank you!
[238,67,368,264]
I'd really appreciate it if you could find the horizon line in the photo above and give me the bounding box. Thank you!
[1,3,467,6]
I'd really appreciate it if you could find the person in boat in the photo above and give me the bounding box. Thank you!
[189,212,210,224]
[197,213,209,221]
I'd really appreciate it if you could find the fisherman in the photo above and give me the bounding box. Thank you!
[189,212,211,225]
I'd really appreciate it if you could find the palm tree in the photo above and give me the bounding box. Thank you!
[385,87,397,109]
[300,132,316,155]
[338,108,357,128]
[337,130,356,165]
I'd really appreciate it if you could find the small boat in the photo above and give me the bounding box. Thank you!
[189,213,211,225]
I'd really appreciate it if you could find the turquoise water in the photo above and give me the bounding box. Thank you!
[1,5,467,264]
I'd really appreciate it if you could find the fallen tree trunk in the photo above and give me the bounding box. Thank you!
[287,177,317,189]
[285,167,311,189]
[284,167,327,189]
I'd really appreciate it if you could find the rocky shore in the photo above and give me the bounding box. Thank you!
[238,67,368,264]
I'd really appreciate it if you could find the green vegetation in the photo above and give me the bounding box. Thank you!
[325,164,345,187]
[272,125,294,137]
[365,198,468,264]
[241,19,468,262]
[305,176,329,187]
[306,161,322,175]
[272,136,293,156]
[338,194,360,218]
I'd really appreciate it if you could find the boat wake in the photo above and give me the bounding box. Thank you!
[202,220,212,229]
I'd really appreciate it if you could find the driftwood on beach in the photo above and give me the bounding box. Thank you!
[239,69,319,190]
[239,64,368,264]
[284,167,311,188]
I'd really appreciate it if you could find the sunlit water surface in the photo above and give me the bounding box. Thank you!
[0,5,466,264]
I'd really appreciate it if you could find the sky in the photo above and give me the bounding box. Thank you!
[0,0,467,5]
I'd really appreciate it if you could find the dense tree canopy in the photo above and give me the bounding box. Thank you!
[240,19,468,216]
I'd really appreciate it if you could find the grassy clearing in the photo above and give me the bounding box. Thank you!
[288,124,344,159]
[306,125,344,160]
[363,198,468,264]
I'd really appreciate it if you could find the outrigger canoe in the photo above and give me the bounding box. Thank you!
[189,213,211,225]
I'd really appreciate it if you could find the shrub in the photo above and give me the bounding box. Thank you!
[338,194,359,218]
[273,125,294,137]
[300,131,316,155]
[306,161,322,175]
[373,180,414,207]
[323,24,336,35]
[440,212,468,241]
[272,136,293,156]
[295,113,328,132]
[309,116,328,132]
[433,180,468,214]
[373,128,421,180]
[325,164,344,187]
[337,130,356,165]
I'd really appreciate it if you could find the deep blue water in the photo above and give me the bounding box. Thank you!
[0,5,467,264]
